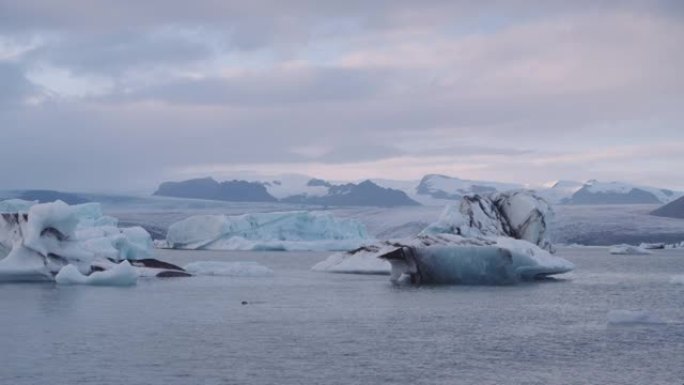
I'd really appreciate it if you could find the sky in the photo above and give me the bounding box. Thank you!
[0,0,683,192]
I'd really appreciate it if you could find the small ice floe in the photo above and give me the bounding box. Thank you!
[670,275,684,285]
[183,261,274,277]
[607,310,665,326]
[609,244,652,255]
[639,242,665,250]
[55,261,138,287]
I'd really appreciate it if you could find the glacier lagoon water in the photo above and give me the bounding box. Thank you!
[1,247,683,385]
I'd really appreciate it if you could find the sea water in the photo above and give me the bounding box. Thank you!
[1,248,683,385]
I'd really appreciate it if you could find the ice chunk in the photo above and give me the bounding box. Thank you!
[0,200,154,283]
[165,211,370,251]
[607,310,665,325]
[312,247,391,274]
[55,261,138,286]
[314,191,573,284]
[382,235,572,285]
[670,275,684,285]
[183,261,274,277]
[609,244,652,255]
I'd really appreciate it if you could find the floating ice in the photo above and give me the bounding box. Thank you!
[670,275,684,285]
[607,310,665,325]
[0,200,168,282]
[314,191,573,285]
[311,249,390,274]
[609,244,652,255]
[165,211,370,251]
[183,261,274,277]
[55,261,138,286]
[639,242,665,250]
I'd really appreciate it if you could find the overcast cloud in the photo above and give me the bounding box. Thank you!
[0,0,682,192]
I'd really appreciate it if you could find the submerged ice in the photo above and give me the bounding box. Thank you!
[165,211,370,251]
[313,191,573,285]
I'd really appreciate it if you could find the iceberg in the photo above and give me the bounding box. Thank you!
[183,261,274,277]
[313,191,573,285]
[0,200,186,283]
[165,211,370,251]
[609,244,652,255]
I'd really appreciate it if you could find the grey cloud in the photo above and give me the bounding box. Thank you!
[314,144,406,163]
[0,61,41,107]
[1,1,680,32]
[25,29,216,75]
[108,66,391,105]
[0,1,682,191]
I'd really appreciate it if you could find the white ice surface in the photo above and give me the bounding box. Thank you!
[607,310,665,325]
[183,261,274,277]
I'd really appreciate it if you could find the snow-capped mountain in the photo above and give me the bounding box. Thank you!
[562,180,682,205]
[153,177,418,207]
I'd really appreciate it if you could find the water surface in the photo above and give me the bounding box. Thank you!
[1,248,683,385]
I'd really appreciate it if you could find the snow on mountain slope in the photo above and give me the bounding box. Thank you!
[534,180,584,204]
[261,174,330,200]
[563,180,682,205]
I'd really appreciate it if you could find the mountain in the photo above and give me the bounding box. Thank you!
[651,196,684,219]
[153,177,418,207]
[282,180,419,207]
[562,180,681,205]
[17,190,91,205]
[414,174,522,201]
[153,177,277,202]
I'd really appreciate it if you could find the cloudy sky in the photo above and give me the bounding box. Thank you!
[1,1,683,192]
